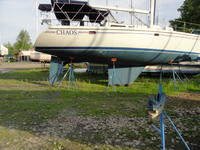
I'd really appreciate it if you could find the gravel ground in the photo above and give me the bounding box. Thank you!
[36,116,155,149]
[33,97,200,150]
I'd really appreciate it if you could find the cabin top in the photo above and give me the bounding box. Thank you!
[39,0,110,26]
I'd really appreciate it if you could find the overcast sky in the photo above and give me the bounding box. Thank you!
[0,0,184,44]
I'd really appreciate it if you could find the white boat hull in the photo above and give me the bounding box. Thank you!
[35,26,200,66]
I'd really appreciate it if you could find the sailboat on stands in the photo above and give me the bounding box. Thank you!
[34,0,200,85]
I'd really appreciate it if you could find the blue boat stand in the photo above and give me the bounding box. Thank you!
[154,111,191,150]
[58,63,76,88]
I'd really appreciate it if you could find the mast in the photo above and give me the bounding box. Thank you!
[0,33,1,45]
[150,0,156,26]
[131,0,133,24]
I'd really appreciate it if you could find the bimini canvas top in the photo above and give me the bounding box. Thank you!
[38,0,110,24]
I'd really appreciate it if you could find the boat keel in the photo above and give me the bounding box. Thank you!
[108,67,144,86]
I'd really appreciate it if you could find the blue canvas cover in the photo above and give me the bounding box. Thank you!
[38,4,52,12]
[39,0,109,24]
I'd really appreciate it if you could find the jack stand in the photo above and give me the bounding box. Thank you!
[49,57,64,86]
[153,111,191,150]
[160,112,166,150]
[58,63,76,88]
[171,64,184,90]
[110,58,117,92]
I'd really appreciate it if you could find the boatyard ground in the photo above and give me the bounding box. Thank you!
[0,62,200,150]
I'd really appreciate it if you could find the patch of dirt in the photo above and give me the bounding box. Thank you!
[173,92,200,101]
[36,115,153,148]
[0,62,48,73]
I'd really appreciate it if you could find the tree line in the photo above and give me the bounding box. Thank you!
[4,30,32,55]
[170,0,200,32]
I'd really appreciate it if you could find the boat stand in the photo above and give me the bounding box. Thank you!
[58,63,76,88]
[110,58,118,92]
[49,57,64,86]
[153,111,191,150]
[171,64,184,90]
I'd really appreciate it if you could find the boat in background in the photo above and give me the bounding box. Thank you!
[0,44,8,57]
[34,0,200,85]
[30,50,51,62]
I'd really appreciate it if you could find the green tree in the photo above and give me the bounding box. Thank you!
[170,0,200,32]
[4,30,32,55]
[14,30,32,51]
[4,42,16,55]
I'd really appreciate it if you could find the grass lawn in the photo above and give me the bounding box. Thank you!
[0,68,200,150]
